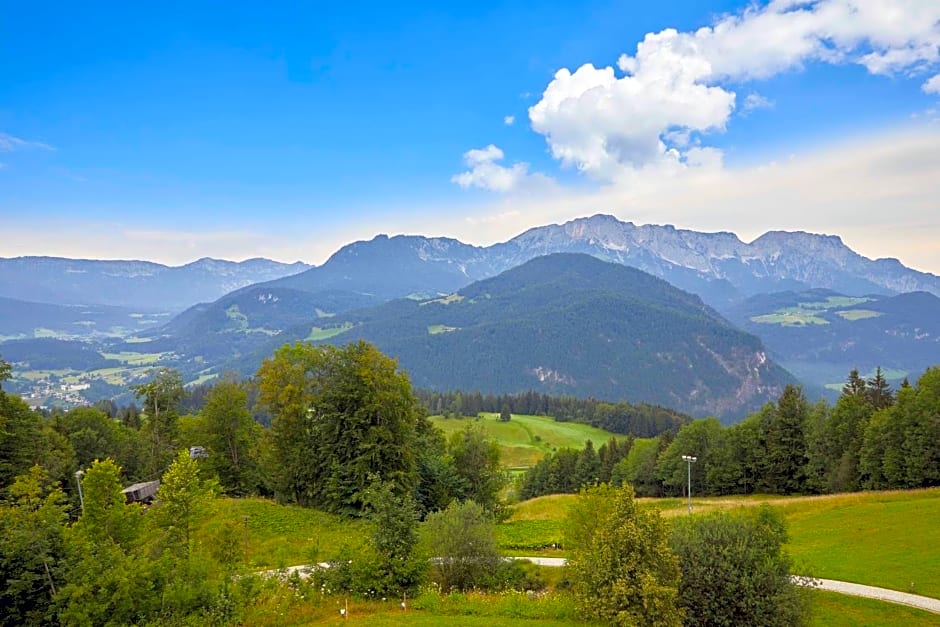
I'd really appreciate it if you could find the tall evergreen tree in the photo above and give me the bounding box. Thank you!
[763,385,809,494]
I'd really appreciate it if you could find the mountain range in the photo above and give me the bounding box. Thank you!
[0,256,311,311]
[245,214,940,312]
[2,214,938,418]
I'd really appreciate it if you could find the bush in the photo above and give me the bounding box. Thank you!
[670,506,812,626]
[564,483,682,626]
[421,500,503,592]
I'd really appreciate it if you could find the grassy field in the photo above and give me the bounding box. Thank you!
[504,489,940,599]
[199,497,369,570]
[835,309,882,321]
[306,323,354,341]
[809,589,940,626]
[751,309,829,326]
[198,490,940,625]
[429,413,624,468]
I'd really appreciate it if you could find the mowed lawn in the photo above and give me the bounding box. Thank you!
[429,413,624,467]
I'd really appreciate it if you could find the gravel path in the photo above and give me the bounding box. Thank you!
[810,578,940,615]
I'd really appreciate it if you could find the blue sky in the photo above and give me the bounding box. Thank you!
[2,0,939,272]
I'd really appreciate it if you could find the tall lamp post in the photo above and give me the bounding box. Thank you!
[74,469,85,515]
[681,455,697,514]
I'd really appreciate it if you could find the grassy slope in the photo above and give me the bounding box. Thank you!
[430,413,624,468]
[199,498,368,570]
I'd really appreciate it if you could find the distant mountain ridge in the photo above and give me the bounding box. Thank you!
[251,214,940,311]
[0,256,311,311]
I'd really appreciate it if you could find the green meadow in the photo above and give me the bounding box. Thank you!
[197,487,940,624]
[429,413,625,468]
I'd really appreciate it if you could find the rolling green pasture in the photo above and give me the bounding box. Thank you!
[429,413,624,468]
[750,295,879,327]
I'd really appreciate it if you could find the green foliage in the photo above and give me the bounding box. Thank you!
[762,385,810,494]
[657,418,723,496]
[422,500,503,592]
[151,449,218,560]
[447,424,506,517]
[0,391,43,491]
[861,367,940,489]
[670,506,811,627]
[257,341,421,514]
[132,367,185,478]
[193,378,264,495]
[0,466,68,626]
[0,356,10,386]
[564,483,682,626]
[360,479,425,595]
[58,406,142,481]
[56,459,154,626]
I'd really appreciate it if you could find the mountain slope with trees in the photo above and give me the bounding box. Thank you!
[725,289,940,390]
[276,254,794,418]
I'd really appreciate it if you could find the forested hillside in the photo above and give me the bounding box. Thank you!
[295,254,793,418]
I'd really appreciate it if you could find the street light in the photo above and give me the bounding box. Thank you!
[681,455,697,514]
[74,469,85,515]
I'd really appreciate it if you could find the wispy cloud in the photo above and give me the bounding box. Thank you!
[503,115,515,126]
[0,132,55,152]
[742,93,774,113]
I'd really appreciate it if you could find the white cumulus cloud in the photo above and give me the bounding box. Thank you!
[451,144,553,193]
[526,0,940,181]
[504,115,515,126]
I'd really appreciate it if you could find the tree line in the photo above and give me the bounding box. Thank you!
[520,367,940,500]
[415,389,689,437]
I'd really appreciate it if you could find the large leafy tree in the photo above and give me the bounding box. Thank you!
[256,341,422,514]
[0,391,44,491]
[564,483,682,627]
[56,459,157,625]
[189,378,263,495]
